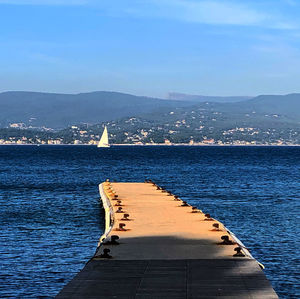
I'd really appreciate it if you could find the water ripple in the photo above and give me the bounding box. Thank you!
[0,145,299,298]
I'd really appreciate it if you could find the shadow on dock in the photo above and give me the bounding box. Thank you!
[56,236,277,298]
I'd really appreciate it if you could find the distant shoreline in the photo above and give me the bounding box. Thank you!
[0,143,300,147]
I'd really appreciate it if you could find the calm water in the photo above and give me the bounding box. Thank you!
[0,145,299,298]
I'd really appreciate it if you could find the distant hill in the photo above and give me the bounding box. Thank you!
[0,91,299,130]
[213,93,300,122]
[243,93,300,120]
[0,91,194,129]
[99,93,300,144]
[0,92,299,144]
[168,92,252,103]
[144,93,300,125]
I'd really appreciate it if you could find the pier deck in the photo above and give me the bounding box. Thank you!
[57,181,278,298]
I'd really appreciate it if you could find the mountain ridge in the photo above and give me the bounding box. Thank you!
[0,91,299,129]
[0,91,194,128]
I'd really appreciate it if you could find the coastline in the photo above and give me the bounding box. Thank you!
[0,143,299,147]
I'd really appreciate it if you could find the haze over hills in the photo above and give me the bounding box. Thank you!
[196,93,300,123]
[0,91,195,129]
[0,91,299,144]
[0,91,299,131]
[80,93,298,144]
[168,92,253,103]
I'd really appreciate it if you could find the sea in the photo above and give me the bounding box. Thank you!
[0,145,299,298]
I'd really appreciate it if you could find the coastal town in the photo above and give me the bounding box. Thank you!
[1,90,299,146]
[0,120,299,146]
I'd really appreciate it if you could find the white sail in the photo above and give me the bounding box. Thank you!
[97,126,110,148]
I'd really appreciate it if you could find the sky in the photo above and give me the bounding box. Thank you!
[0,0,300,98]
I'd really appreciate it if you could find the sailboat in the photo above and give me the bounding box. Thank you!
[97,126,110,148]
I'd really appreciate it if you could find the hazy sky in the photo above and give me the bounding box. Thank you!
[0,0,300,97]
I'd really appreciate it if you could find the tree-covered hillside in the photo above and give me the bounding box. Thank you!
[0,91,194,128]
[0,92,299,145]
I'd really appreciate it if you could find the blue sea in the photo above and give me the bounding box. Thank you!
[0,145,299,298]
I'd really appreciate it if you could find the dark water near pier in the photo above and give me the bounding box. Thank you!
[0,145,299,298]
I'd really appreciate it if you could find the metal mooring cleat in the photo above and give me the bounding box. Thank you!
[116,223,127,231]
[115,200,122,206]
[121,213,131,221]
[211,223,221,231]
[103,235,120,245]
[191,206,200,213]
[218,235,235,245]
[99,248,112,258]
[204,213,214,221]
[116,207,123,213]
[233,247,245,257]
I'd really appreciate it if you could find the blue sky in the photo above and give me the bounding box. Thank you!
[0,0,300,97]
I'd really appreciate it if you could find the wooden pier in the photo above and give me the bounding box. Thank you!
[56,181,278,298]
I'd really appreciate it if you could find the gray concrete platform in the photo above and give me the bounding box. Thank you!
[56,259,278,298]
